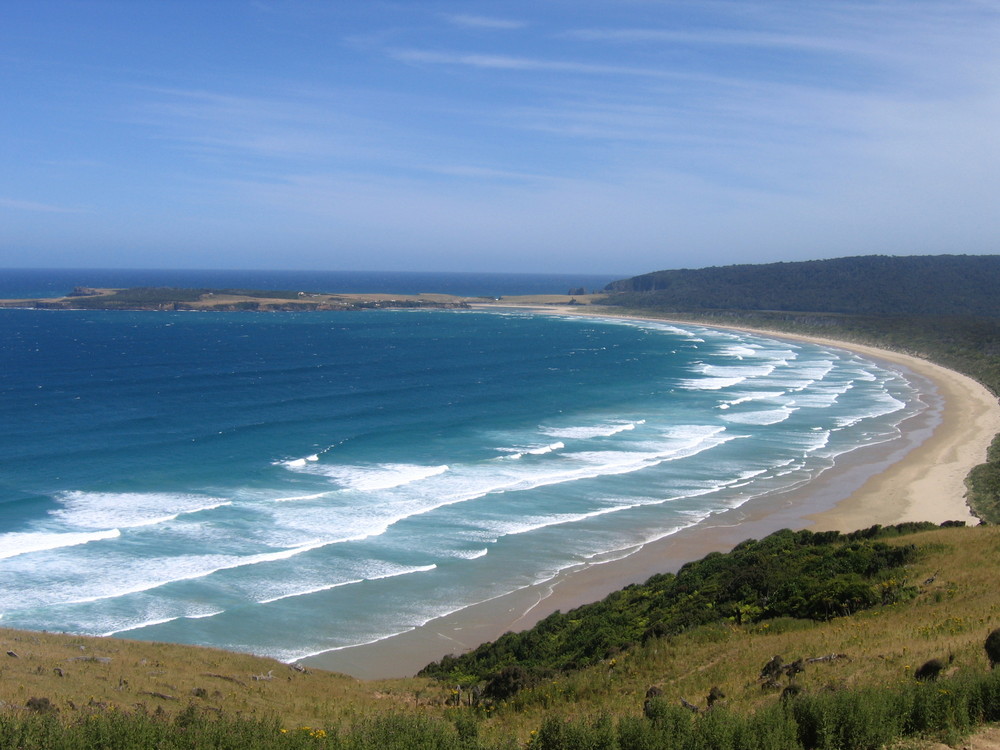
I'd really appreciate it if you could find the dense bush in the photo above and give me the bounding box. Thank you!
[420,525,933,687]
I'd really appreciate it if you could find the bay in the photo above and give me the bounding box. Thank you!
[0,283,921,662]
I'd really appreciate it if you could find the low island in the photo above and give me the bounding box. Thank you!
[0,285,476,312]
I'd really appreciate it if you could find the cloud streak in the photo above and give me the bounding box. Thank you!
[0,197,87,214]
[388,49,707,80]
[444,14,526,30]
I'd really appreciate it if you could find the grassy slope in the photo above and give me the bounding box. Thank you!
[460,525,1000,739]
[4,525,1000,745]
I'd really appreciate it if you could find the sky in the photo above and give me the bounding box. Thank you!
[2,1,999,275]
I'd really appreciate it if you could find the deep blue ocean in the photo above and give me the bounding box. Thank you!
[0,269,922,662]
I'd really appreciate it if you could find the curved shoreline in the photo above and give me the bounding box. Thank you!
[302,312,1000,679]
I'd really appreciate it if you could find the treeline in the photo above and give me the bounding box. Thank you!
[603,255,1000,317]
[419,524,945,691]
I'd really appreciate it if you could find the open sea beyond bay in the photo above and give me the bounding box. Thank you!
[0,270,923,662]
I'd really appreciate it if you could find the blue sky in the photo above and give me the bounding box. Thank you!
[2,1,999,274]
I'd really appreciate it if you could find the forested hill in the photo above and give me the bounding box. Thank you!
[603,254,1000,316]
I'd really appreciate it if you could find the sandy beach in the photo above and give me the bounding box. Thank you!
[303,312,1000,679]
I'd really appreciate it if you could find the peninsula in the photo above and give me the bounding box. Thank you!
[0,285,474,312]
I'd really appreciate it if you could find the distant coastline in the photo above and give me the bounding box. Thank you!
[0,286,475,312]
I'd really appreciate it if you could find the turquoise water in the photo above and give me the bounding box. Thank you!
[0,304,921,662]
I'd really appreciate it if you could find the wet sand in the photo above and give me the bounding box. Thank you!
[303,314,1000,679]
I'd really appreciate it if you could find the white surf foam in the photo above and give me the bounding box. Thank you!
[721,407,796,426]
[100,616,179,637]
[677,375,747,390]
[276,454,321,468]
[526,441,564,455]
[256,564,437,605]
[186,609,225,619]
[834,392,907,428]
[257,423,736,553]
[801,430,833,454]
[258,579,364,605]
[50,492,231,530]
[699,363,776,379]
[500,441,565,460]
[718,344,761,359]
[287,463,450,491]
[273,491,333,502]
[98,607,227,637]
[718,391,787,408]
[790,382,853,409]
[0,529,121,560]
[539,420,644,439]
[47,540,333,608]
[451,548,488,560]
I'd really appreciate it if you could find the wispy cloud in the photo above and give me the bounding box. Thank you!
[129,86,396,165]
[563,27,867,55]
[418,164,550,182]
[388,49,715,81]
[444,14,526,30]
[0,197,87,214]
[564,2,1000,86]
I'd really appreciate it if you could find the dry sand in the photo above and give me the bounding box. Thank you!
[303,311,1000,679]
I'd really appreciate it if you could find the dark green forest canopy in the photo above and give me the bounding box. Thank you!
[603,255,1000,317]
[420,523,948,688]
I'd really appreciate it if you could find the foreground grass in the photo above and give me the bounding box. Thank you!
[3,668,1000,748]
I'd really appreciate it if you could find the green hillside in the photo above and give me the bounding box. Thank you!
[603,255,1000,317]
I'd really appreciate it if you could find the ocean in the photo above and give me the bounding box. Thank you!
[0,270,922,663]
